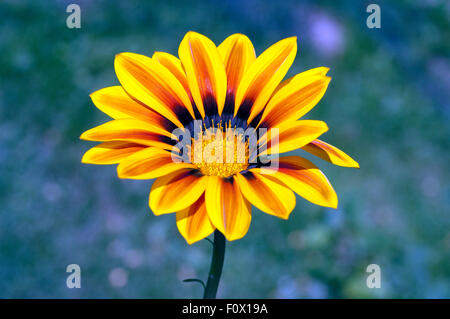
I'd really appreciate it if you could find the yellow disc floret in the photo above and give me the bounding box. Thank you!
[191,123,248,178]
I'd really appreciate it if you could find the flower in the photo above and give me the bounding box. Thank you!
[80,31,359,244]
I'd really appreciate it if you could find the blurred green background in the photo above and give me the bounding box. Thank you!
[0,0,449,298]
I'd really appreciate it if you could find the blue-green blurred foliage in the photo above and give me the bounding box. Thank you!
[0,0,449,298]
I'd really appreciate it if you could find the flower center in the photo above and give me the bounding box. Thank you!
[191,124,249,178]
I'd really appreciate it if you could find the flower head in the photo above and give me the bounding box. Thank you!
[81,32,359,244]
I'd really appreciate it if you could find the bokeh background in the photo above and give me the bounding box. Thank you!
[1,0,449,298]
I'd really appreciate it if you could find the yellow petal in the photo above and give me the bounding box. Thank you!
[179,31,227,117]
[234,37,297,124]
[114,52,194,127]
[90,86,152,120]
[258,74,331,128]
[218,34,256,113]
[262,67,329,116]
[149,169,207,215]
[302,139,360,168]
[90,86,176,135]
[205,176,251,241]
[80,118,175,149]
[152,52,192,102]
[254,156,338,208]
[270,67,329,94]
[176,195,215,244]
[234,172,295,219]
[117,147,195,179]
[286,66,329,80]
[81,141,146,165]
[259,120,328,155]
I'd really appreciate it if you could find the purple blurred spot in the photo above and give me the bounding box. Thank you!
[309,12,346,57]
[108,268,128,288]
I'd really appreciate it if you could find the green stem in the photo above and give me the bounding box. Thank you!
[203,230,226,299]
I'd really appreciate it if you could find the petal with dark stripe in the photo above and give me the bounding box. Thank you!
[179,31,227,117]
[218,34,256,114]
[258,73,331,129]
[234,171,295,219]
[258,120,328,155]
[149,169,207,215]
[176,195,215,244]
[117,147,195,179]
[115,52,195,127]
[253,156,338,208]
[234,37,297,124]
[205,176,251,241]
[80,118,175,150]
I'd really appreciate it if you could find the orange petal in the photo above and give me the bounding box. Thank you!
[117,147,195,179]
[253,156,338,208]
[114,52,194,127]
[80,118,175,150]
[234,172,295,219]
[218,34,256,114]
[81,141,146,165]
[258,120,328,155]
[176,195,215,244]
[149,169,207,215]
[302,139,360,168]
[205,176,251,241]
[179,31,227,117]
[258,73,331,128]
[234,37,297,124]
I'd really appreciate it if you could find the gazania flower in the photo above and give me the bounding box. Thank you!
[81,31,358,244]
